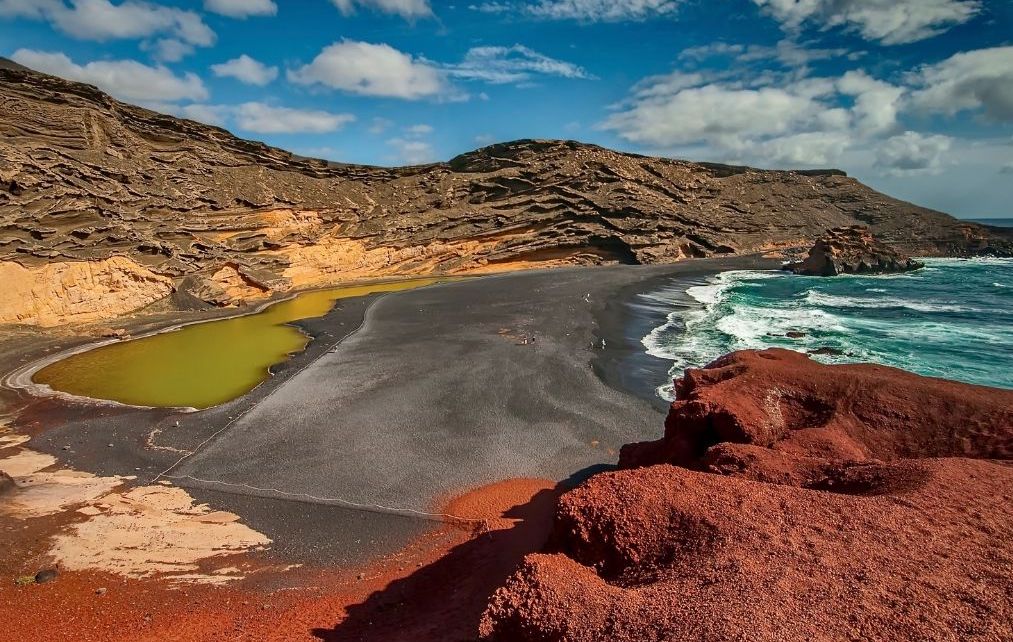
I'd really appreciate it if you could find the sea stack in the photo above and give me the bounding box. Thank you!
[784,225,924,276]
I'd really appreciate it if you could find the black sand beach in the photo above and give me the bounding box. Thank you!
[2,256,775,567]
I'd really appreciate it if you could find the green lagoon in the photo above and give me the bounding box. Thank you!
[34,278,445,409]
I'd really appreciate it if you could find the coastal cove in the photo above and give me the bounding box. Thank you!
[642,257,1013,397]
[29,278,447,409]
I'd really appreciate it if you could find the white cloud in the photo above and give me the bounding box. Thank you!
[837,70,903,135]
[204,0,277,18]
[752,0,981,45]
[755,132,853,166]
[599,66,908,167]
[288,40,444,99]
[0,0,215,46]
[179,103,230,126]
[526,0,681,21]
[141,37,193,62]
[446,44,593,84]
[875,131,952,175]
[908,46,1013,122]
[404,123,433,135]
[11,48,208,102]
[173,102,355,134]
[601,74,834,151]
[368,117,394,134]
[211,54,278,86]
[233,102,355,133]
[330,0,431,19]
[387,137,436,164]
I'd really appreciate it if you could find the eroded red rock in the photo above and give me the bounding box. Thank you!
[481,350,1013,641]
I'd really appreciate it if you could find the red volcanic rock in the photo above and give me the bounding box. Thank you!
[481,459,1013,641]
[480,350,1013,641]
[619,348,1013,469]
[785,225,924,276]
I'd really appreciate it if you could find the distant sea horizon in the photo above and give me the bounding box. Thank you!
[965,217,1013,228]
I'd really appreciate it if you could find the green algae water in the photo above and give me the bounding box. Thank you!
[34,278,446,409]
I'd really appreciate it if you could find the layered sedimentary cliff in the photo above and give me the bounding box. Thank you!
[481,350,1013,641]
[2,60,1010,325]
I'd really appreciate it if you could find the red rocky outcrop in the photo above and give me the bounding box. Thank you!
[480,350,1013,641]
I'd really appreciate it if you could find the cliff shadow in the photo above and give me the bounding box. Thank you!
[311,485,563,642]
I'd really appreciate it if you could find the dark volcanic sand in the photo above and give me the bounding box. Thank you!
[2,257,773,570]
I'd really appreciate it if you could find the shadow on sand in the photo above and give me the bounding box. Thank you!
[312,485,563,642]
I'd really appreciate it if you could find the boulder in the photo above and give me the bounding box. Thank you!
[784,225,924,276]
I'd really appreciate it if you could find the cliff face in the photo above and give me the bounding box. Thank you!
[2,61,1010,325]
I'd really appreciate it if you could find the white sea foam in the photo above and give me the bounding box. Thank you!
[803,291,977,313]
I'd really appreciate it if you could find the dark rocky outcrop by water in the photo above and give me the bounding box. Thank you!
[784,225,925,276]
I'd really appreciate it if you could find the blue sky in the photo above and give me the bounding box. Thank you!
[1,0,1011,219]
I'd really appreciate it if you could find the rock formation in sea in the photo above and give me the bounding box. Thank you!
[480,349,1013,641]
[784,225,925,276]
[2,60,1011,326]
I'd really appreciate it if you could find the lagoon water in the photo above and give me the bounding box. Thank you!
[34,278,445,409]
[643,258,1013,398]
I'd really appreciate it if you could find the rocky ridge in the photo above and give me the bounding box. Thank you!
[785,225,925,276]
[2,60,1010,325]
[481,350,1013,641]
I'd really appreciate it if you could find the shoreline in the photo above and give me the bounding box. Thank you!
[0,257,777,639]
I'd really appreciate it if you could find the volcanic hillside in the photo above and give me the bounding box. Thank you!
[1,59,1009,325]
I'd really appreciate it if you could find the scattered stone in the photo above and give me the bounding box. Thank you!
[95,587,107,596]
[785,331,807,338]
[34,568,57,584]
[809,347,845,356]
[0,471,14,495]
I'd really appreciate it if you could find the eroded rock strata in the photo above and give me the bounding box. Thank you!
[481,350,1013,641]
[784,224,925,276]
[3,60,1011,325]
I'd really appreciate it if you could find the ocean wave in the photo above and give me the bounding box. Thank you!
[803,291,978,313]
[640,258,1013,399]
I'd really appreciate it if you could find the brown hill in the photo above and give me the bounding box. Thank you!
[2,60,1010,325]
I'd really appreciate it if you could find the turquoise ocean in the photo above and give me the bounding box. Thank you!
[642,257,1013,399]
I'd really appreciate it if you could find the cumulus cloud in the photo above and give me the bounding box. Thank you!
[211,54,278,86]
[179,102,355,133]
[0,0,215,46]
[600,73,838,152]
[141,37,193,62]
[908,46,1013,121]
[445,44,592,84]
[387,138,436,164]
[837,70,903,135]
[11,48,208,102]
[752,0,981,45]
[599,64,910,167]
[233,102,355,133]
[875,131,952,175]
[204,0,277,18]
[525,0,681,21]
[404,123,434,135]
[288,40,444,99]
[330,0,431,19]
